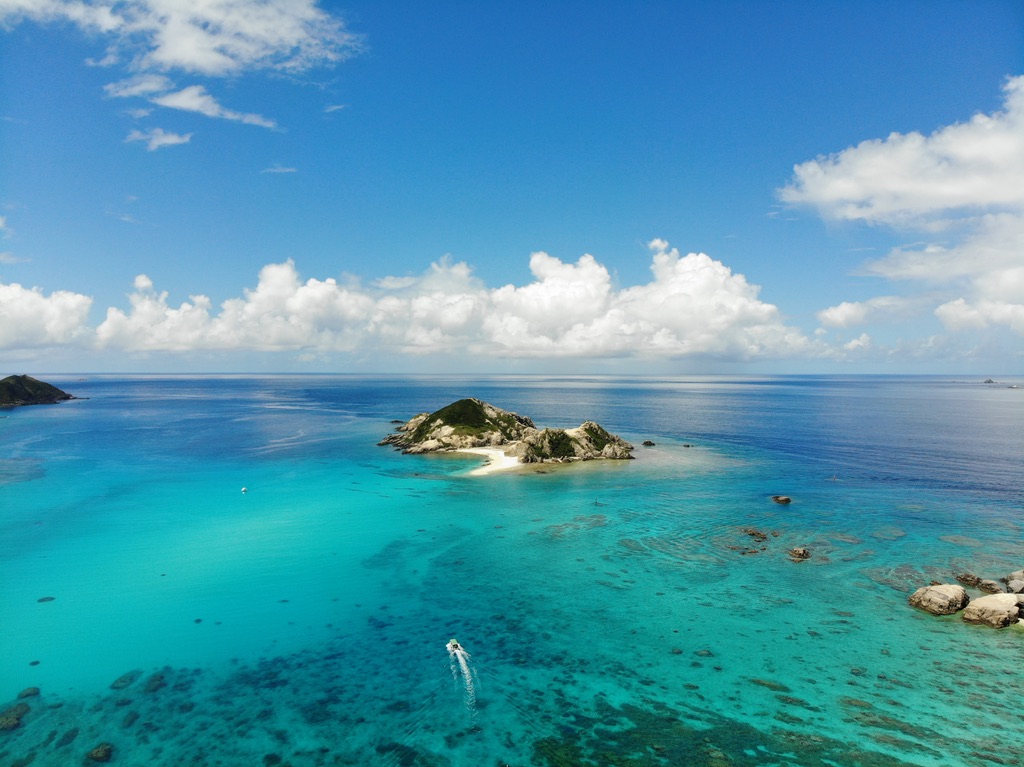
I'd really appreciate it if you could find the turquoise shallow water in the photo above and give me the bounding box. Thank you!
[1,375,1022,766]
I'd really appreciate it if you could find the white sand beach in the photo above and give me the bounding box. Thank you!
[458,446,522,476]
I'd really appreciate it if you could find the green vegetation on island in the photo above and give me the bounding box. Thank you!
[407,397,535,444]
[380,397,633,465]
[0,375,76,407]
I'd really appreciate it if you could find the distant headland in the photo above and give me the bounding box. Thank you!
[0,375,76,407]
[379,398,633,474]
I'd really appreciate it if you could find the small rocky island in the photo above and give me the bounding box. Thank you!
[379,398,633,468]
[0,375,75,407]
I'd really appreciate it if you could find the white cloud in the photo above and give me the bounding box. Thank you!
[843,333,872,352]
[0,0,121,34]
[816,295,921,328]
[0,217,20,262]
[87,241,814,360]
[935,298,1024,335]
[125,127,193,150]
[0,1,362,77]
[781,76,1024,227]
[150,85,276,128]
[0,282,93,347]
[106,76,275,128]
[261,164,297,174]
[104,73,174,98]
[863,212,1023,286]
[782,75,1024,338]
[2,1,361,140]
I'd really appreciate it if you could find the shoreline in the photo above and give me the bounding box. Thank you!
[457,446,523,476]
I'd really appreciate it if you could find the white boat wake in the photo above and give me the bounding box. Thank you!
[446,638,477,712]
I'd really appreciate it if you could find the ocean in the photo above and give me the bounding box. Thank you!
[1,374,1022,767]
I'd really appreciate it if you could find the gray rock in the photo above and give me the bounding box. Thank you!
[1006,569,1024,583]
[978,579,1004,594]
[1006,579,1024,595]
[953,571,982,588]
[961,593,1023,628]
[908,584,969,616]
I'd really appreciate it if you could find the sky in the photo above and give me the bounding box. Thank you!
[1,0,1022,375]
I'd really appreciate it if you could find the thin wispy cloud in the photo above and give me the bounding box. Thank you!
[151,86,277,128]
[0,1,362,76]
[107,77,276,129]
[104,74,174,98]
[262,164,297,174]
[1,1,362,141]
[324,104,347,113]
[125,127,193,151]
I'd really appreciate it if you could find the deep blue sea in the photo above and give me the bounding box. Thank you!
[2,375,1022,767]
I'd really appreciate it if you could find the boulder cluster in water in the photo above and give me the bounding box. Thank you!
[379,398,634,465]
[909,568,1024,628]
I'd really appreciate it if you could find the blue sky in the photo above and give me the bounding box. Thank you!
[1,1,1022,374]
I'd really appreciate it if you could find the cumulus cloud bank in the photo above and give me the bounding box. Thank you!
[0,0,361,141]
[1,241,813,361]
[783,75,1024,339]
[0,282,93,347]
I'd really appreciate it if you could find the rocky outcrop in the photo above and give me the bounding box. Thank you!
[0,374,75,407]
[380,398,633,466]
[977,579,1004,594]
[379,398,535,453]
[908,584,970,616]
[514,421,633,463]
[961,593,1024,628]
[1006,570,1024,594]
[954,571,982,588]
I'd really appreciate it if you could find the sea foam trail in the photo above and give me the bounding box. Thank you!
[447,639,477,711]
